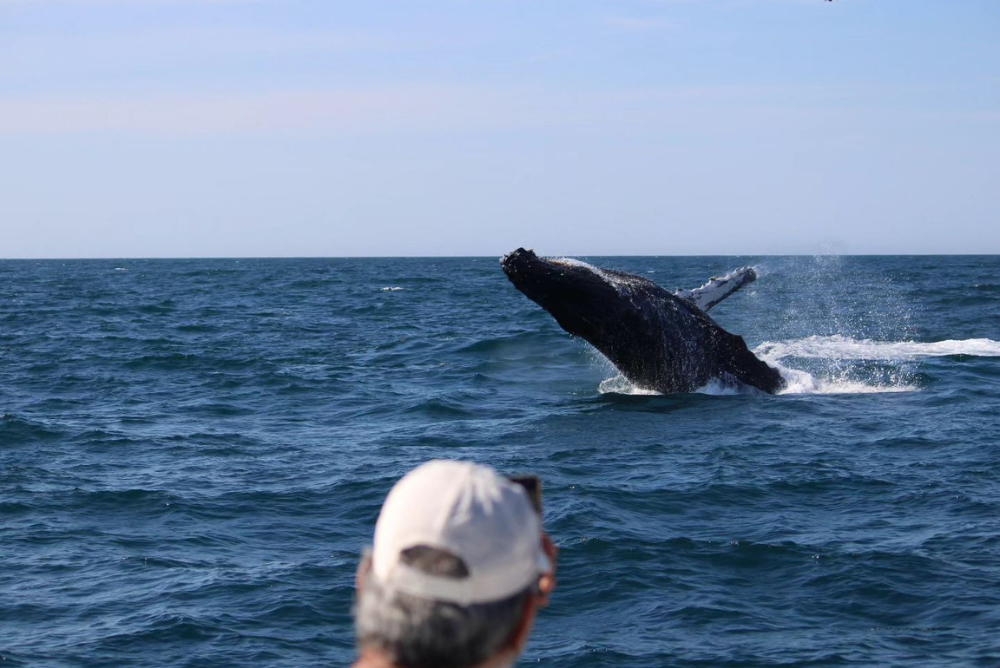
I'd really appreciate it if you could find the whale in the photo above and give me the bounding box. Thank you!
[501,248,786,394]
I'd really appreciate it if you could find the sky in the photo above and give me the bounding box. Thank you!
[1,0,998,258]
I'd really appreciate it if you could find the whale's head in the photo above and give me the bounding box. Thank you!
[500,247,649,343]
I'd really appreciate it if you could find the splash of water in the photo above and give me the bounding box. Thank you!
[756,335,1000,395]
[756,335,1000,361]
[598,375,749,397]
[771,366,918,395]
[598,375,662,396]
[596,336,1000,397]
[559,257,998,397]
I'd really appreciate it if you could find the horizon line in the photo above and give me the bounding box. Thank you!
[2,252,998,261]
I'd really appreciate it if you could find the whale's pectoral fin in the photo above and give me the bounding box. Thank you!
[674,266,757,312]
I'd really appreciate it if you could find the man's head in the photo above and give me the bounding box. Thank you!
[354,460,555,668]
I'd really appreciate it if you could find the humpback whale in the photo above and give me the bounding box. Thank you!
[501,248,786,394]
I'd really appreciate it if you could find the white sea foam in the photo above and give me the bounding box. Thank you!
[693,379,745,396]
[598,366,919,396]
[596,336,1000,397]
[754,335,1000,395]
[380,287,404,291]
[599,375,753,396]
[597,369,915,396]
[755,335,1000,362]
[771,366,918,395]
[598,375,662,395]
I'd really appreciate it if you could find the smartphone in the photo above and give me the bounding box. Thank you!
[508,475,542,515]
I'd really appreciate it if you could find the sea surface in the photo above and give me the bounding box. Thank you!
[2,255,999,668]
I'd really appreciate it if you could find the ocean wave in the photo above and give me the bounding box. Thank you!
[0,413,65,442]
[4,256,1000,668]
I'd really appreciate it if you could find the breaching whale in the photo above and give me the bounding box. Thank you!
[501,248,786,394]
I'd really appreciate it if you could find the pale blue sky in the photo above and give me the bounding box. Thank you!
[1,0,998,258]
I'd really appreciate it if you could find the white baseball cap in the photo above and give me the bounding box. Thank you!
[370,460,551,605]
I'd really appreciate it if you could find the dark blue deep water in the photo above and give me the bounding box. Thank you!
[2,256,1000,668]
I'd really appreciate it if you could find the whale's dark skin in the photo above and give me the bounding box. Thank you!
[501,248,786,394]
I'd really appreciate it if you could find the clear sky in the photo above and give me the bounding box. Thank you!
[1,0,998,258]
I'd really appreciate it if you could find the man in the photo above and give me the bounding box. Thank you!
[352,460,558,668]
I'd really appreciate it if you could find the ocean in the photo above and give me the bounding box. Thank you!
[2,255,999,667]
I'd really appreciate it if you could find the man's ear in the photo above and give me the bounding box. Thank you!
[356,552,373,593]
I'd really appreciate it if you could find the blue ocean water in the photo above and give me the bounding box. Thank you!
[2,255,999,668]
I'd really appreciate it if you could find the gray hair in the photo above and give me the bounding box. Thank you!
[355,545,531,668]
